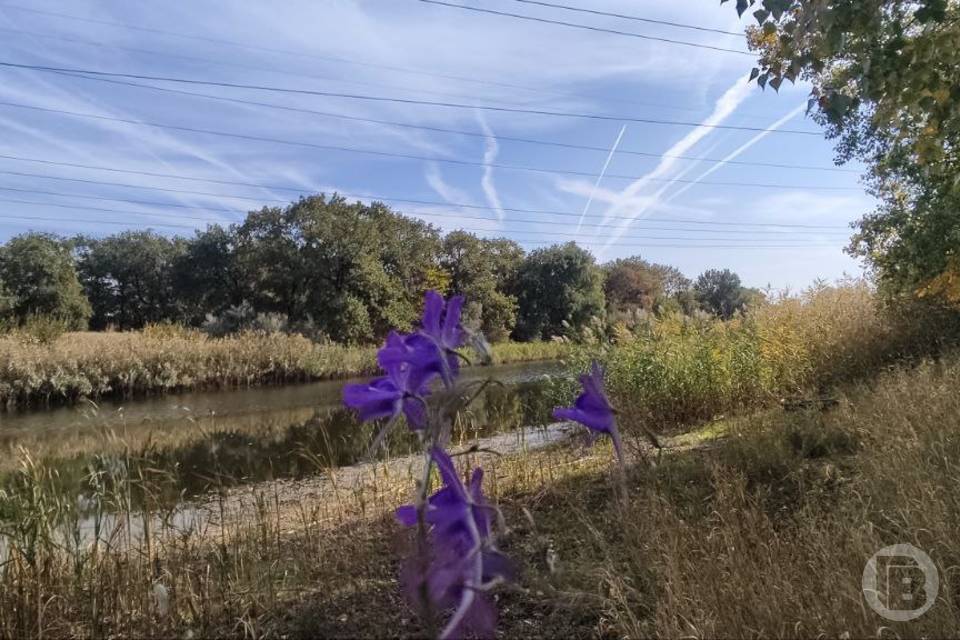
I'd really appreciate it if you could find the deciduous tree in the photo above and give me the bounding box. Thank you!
[513,242,605,340]
[0,233,90,328]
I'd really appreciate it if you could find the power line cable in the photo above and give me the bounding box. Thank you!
[0,180,848,236]
[415,0,752,54]
[0,155,850,229]
[508,0,746,36]
[0,0,671,105]
[0,61,821,135]
[43,69,856,173]
[0,100,855,189]
[0,25,712,115]
[0,208,843,249]
[0,28,548,111]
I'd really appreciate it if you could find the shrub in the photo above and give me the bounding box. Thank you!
[559,281,960,441]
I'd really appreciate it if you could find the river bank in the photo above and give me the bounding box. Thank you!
[5,352,959,638]
[0,328,570,411]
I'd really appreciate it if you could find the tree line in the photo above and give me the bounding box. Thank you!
[0,195,762,343]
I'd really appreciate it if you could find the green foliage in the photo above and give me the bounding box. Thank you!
[728,0,960,299]
[569,281,960,433]
[512,242,605,341]
[0,195,748,345]
[171,225,246,325]
[440,231,522,341]
[604,255,692,313]
[693,268,762,319]
[76,230,186,330]
[15,315,71,345]
[0,233,91,329]
[234,195,441,342]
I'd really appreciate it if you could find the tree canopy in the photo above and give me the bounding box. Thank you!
[727,0,960,301]
[512,242,605,341]
[440,231,522,341]
[76,231,186,330]
[693,268,763,320]
[0,233,91,329]
[0,196,766,340]
[603,256,692,313]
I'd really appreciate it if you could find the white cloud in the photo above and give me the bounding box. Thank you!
[596,77,755,254]
[425,163,473,204]
[476,111,504,221]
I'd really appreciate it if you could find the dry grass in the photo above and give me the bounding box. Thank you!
[592,281,960,435]
[2,284,959,638]
[4,352,960,638]
[545,355,960,638]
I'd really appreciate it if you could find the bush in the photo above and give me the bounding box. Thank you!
[559,281,960,439]
[13,315,71,345]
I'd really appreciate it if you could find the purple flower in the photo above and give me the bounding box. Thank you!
[342,332,432,429]
[418,290,467,385]
[421,290,467,353]
[553,361,624,465]
[377,331,447,389]
[396,447,511,639]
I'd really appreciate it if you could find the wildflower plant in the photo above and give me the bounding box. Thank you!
[552,360,624,467]
[343,291,510,639]
[344,293,626,638]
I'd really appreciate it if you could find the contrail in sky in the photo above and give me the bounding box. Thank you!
[576,124,626,234]
[663,103,807,203]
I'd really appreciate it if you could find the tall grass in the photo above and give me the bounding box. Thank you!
[589,355,960,637]
[2,283,958,637]
[5,351,959,637]
[0,327,567,410]
[582,281,960,435]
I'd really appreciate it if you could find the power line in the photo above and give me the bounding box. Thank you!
[0,208,843,249]
[47,69,856,174]
[0,27,545,111]
[0,179,848,237]
[415,0,753,55]
[0,186,239,213]
[0,170,286,204]
[0,100,855,190]
[0,209,196,230]
[0,25,712,115]
[0,0,651,106]
[0,196,220,223]
[0,61,821,135]
[0,155,850,229]
[509,0,746,36]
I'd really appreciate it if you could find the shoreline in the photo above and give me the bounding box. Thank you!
[0,330,570,412]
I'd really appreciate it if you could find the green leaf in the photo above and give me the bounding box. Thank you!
[749,67,760,81]
[758,73,769,89]
[736,0,750,17]
[753,8,770,24]
[769,75,784,92]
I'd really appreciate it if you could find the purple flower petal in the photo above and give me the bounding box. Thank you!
[395,505,418,527]
[441,294,466,350]
[421,290,444,337]
[342,378,402,422]
[553,361,623,465]
[396,446,510,638]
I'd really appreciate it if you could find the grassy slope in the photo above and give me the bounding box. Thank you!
[283,353,960,638]
[3,352,958,638]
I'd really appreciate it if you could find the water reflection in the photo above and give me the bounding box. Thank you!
[0,362,562,510]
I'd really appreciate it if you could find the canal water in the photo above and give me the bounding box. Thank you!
[0,361,565,505]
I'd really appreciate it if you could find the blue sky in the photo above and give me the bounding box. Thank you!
[0,0,872,289]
